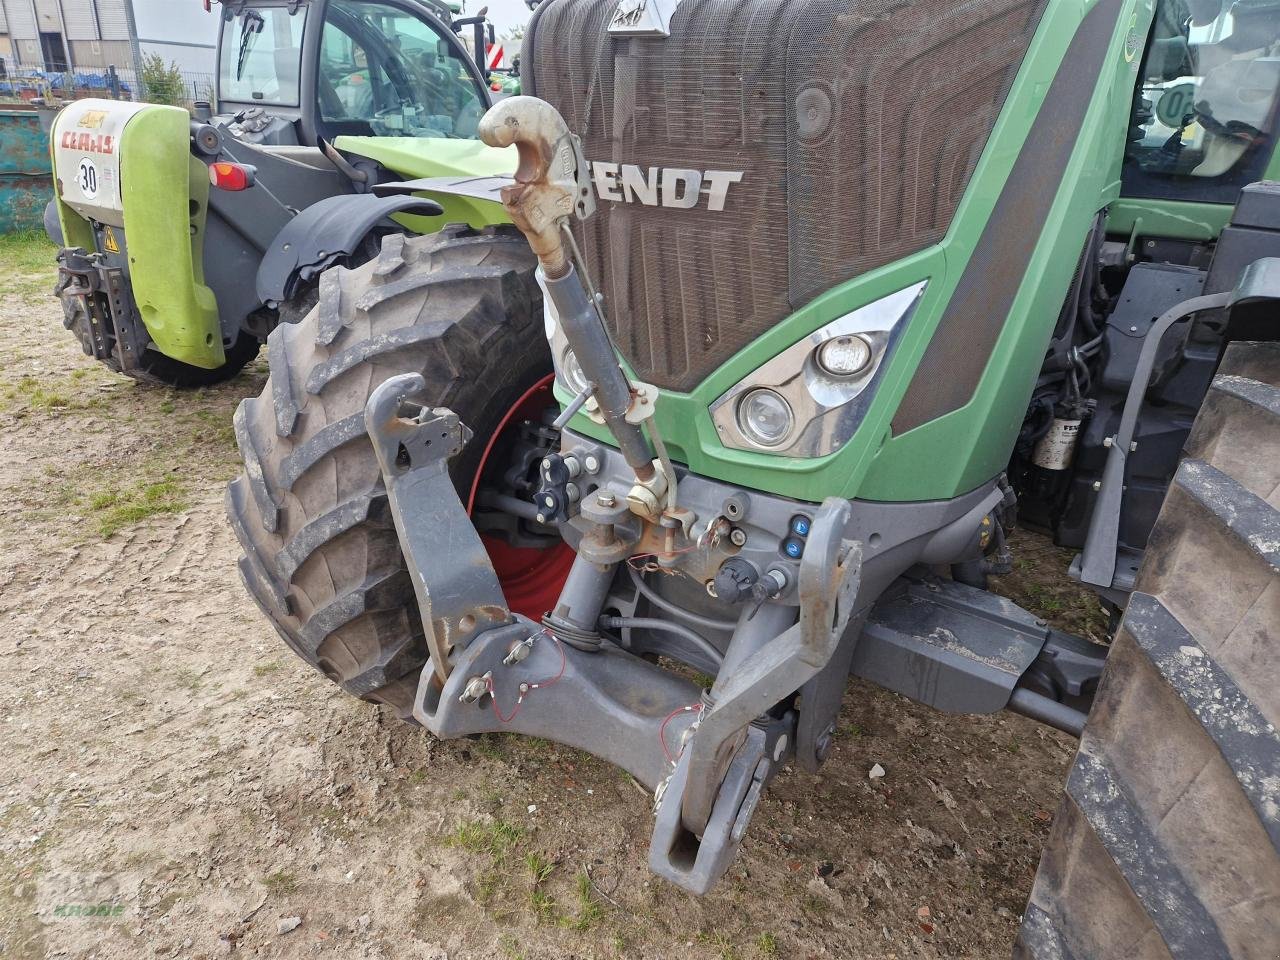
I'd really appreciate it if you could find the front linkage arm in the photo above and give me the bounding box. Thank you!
[364,373,863,893]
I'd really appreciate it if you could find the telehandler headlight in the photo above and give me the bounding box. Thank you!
[710,280,927,458]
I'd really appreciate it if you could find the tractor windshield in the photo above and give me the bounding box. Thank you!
[318,0,485,140]
[218,6,307,107]
[1123,0,1280,203]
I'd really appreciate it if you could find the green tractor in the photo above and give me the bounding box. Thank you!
[229,0,1280,947]
[45,0,516,386]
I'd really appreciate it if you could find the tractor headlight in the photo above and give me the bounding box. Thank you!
[737,389,794,447]
[816,335,873,378]
[561,349,590,395]
[710,281,927,457]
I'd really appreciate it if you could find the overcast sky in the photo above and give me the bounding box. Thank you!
[464,0,534,41]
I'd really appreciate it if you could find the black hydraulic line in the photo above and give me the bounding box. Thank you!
[598,615,724,666]
[626,565,737,634]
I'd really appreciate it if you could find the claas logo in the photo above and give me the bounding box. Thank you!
[60,130,115,155]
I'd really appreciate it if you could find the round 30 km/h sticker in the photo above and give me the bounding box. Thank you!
[77,157,100,200]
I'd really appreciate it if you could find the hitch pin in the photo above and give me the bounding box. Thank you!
[503,635,537,666]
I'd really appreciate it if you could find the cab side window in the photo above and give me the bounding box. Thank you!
[1123,0,1280,203]
[318,0,484,140]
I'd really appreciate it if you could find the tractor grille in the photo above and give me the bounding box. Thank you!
[526,0,1048,392]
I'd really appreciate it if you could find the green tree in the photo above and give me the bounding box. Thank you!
[139,54,187,107]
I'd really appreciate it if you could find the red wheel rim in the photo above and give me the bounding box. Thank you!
[467,373,575,619]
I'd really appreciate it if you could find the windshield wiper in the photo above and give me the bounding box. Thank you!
[236,10,265,82]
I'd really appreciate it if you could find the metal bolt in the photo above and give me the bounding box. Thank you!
[459,672,491,704]
[596,492,616,508]
[566,482,580,502]
[729,527,747,547]
[583,455,600,474]
[503,637,534,666]
[536,513,546,523]
[704,579,718,598]
[1092,481,1102,492]
[1103,436,1113,448]
[1129,325,1139,333]
[1129,441,1138,452]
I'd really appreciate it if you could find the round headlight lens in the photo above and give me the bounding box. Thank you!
[561,350,589,394]
[816,334,873,378]
[737,388,794,447]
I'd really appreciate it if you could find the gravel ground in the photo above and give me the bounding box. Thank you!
[0,233,1110,960]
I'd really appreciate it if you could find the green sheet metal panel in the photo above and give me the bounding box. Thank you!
[0,110,53,233]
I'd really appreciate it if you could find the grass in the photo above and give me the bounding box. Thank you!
[558,871,604,932]
[0,374,107,417]
[448,819,524,859]
[755,932,778,957]
[87,477,188,538]
[0,229,56,297]
[262,870,299,896]
[524,851,556,885]
[252,660,281,677]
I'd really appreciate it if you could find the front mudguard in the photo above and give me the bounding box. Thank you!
[255,193,444,309]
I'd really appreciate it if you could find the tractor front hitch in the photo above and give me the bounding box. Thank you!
[364,374,861,894]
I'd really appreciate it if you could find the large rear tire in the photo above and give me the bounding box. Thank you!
[61,297,262,388]
[226,226,550,718]
[1016,341,1280,959]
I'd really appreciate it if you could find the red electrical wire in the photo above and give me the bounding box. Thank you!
[659,702,704,764]
[484,629,567,724]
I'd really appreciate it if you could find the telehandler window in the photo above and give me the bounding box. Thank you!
[1123,0,1280,203]
[318,0,483,140]
[218,6,307,107]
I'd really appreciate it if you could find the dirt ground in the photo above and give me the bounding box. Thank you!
[0,234,1111,960]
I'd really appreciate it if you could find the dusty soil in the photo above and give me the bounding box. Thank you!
[0,235,1110,960]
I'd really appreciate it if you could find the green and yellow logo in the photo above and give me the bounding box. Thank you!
[1123,12,1143,63]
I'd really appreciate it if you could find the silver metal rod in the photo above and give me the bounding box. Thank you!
[1007,687,1087,737]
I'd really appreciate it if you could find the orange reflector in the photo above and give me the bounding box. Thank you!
[491,81,502,91]
[209,161,255,191]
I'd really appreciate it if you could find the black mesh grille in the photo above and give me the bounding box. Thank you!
[527,0,1048,392]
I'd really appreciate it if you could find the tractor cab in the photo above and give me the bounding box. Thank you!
[1121,0,1280,207]
[214,0,493,148]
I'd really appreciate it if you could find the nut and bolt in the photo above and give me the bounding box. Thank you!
[503,637,534,666]
[583,455,600,474]
[459,672,492,704]
[596,492,616,508]
[729,527,747,547]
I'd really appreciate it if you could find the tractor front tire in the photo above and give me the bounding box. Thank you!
[1017,341,1280,958]
[226,226,546,718]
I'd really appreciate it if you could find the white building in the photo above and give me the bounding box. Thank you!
[0,0,218,77]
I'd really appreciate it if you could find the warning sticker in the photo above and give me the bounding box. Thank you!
[102,226,120,254]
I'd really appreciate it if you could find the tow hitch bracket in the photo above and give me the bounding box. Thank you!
[365,373,511,685]
[366,377,865,894]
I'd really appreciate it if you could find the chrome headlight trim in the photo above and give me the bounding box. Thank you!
[709,280,928,458]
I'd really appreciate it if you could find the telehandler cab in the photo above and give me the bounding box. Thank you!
[230,0,1280,951]
[46,0,514,386]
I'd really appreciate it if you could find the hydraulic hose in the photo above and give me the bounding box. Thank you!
[598,615,724,666]
[626,565,736,634]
